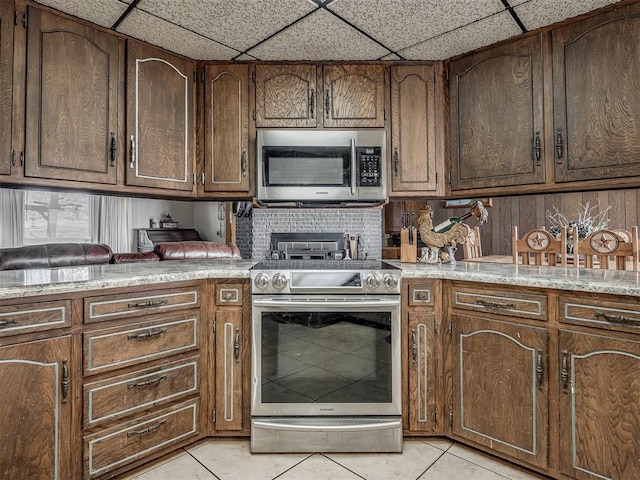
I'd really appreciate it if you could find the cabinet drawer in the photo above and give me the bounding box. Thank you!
[85,286,199,323]
[407,282,436,307]
[0,300,71,337]
[215,284,243,306]
[559,295,640,333]
[451,287,547,321]
[84,356,199,427]
[84,314,198,374]
[85,400,198,478]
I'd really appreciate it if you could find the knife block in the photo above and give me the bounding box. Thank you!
[400,228,417,263]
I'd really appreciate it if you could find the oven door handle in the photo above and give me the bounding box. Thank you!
[350,138,357,196]
[252,419,401,433]
[252,298,400,308]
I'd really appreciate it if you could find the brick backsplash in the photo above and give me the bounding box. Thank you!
[235,208,382,260]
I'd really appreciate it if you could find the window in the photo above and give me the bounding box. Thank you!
[23,191,93,245]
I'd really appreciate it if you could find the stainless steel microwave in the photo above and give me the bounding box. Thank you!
[257,129,386,206]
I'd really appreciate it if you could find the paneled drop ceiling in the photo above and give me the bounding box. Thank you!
[34,0,623,61]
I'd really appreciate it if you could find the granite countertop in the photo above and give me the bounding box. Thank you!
[0,258,639,300]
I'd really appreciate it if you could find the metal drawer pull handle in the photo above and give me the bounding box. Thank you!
[561,350,569,394]
[127,420,166,437]
[109,132,117,167]
[241,151,247,177]
[594,311,635,325]
[536,350,543,390]
[309,89,315,118]
[533,131,541,166]
[128,375,167,389]
[410,328,417,363]
[129,135,136,168]
[393,149,399,177]
[127,299,169,309]
[127,328,168,340]
[555,129,563,162]
[62,359,69,403]
[234,328,240,363]
[475,299,516,309]
[325,90,330,119]
[0,318,19,328]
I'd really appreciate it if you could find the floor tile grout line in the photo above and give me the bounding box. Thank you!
[415,448,448,480]
[446,449,526,480]
[319,453,367,480]
[270,452,317,479]
[184,447,222,480]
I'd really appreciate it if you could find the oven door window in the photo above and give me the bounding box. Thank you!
[262,146,351,187]
[260,310,392,404]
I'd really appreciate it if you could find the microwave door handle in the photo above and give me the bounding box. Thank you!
[350,138,357,196]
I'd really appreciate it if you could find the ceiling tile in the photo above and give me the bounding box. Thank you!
[34,0,128,28]
[400,11,522,60]
[135,0,317,53]
[514,0,623,31]
[327,0,507,52]
[117,9,240,60]
[248,9,390,60]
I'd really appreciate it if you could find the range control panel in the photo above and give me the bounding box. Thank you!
[357,147,382,186]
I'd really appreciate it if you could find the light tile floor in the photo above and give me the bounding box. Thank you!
[119,438,550,480]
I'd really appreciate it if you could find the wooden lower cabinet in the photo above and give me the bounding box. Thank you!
[0,336,73,480]
[558,329,640,480]
[451,314,548,470]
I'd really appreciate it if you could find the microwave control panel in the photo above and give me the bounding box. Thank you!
[357,147,382,187]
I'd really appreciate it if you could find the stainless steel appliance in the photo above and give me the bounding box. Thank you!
[257,129,386,206]
[250,259,402,453]
[268,232,346,260]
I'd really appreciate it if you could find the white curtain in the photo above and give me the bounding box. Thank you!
[93,195,133,252]
[0,188,24,248]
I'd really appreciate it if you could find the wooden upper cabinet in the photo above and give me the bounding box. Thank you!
[323,64,385,128]
[0,0,13,176]
[25,7,119,184]
[552,2,640,183]
[390,64,438,195]
[126,41,195,192]
[254,64,385,128]
[204,64,250,193]
[449,35,545,191]
[255,64,317,128]
[558,330,640,480]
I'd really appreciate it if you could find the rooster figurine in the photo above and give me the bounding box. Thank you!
[417,201,489,263]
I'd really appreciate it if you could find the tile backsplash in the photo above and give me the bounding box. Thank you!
[235,207,382,260]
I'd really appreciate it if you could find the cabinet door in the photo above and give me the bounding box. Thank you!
[25,8,119,184]
[552,2,640,183]
[204,64,250,193]
[450,35,545,191]
[323,64,385,128]
[214,309,244,431]
[126,40,195,192]
[558,330,640,480]
[0,336,72,479]
[255,64,317,128]
[452,314,548,469]
[0,0,13,176]
[407,311,437,432]
[390,65,437,194]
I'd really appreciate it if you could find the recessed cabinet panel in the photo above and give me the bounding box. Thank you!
[390,65,437,194]
[255,64,317,128]
[450,35,544,190]
[204,64,249,193]
[553,3,640,183]
[0,0,13,176]
[126,41,194,191]
[25,8,119,184]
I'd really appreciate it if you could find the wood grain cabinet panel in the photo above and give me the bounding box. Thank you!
[0,0,13,176]
[451,286,547,322]
[203,64,250,193]
[558,330,640,480]
[449,35,545,191]
[126,40,195,192]
[552,2,640,183]
[84,356,198,428]
[214,309,244,431]
[84,400,198,478]
[452,315,548,469]
[0,299,71,337]
[255,64,317,128]
[390,65,438,195]
[0,336,72,480]
[83,313,198,374]
[25,7,119,184]
[559,294,640,335]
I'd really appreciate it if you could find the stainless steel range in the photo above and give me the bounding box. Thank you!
[250,259,402,453]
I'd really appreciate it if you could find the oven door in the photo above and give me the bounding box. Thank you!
[251,295,401,417]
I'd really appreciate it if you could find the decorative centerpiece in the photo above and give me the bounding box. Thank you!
[546,202,610,254]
